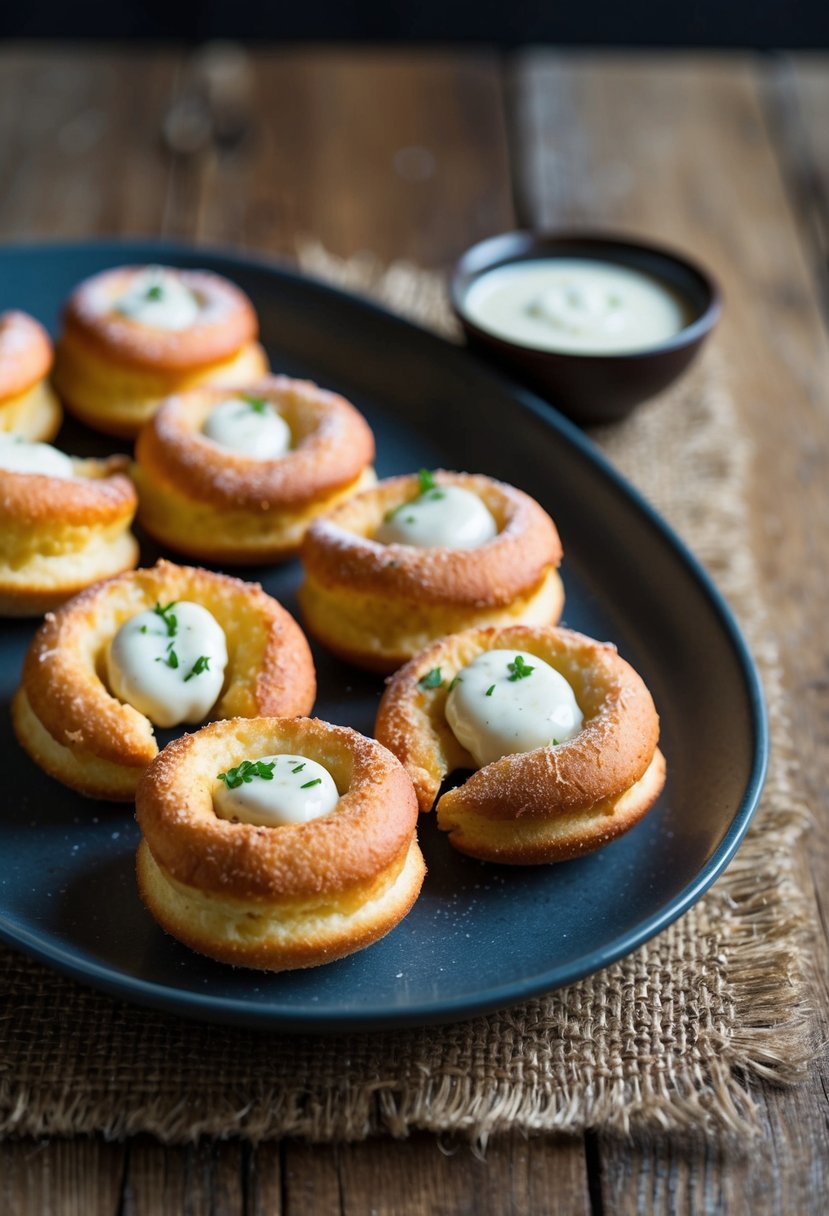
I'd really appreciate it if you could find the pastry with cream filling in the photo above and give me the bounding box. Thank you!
[133,376,376,563]
[12,559,315,800]
[0,311,62,441]
[375,623,666,864]
[299,469,565,673]
[53,265,268,437]
[0,434,139,615]
[135,716,426,969]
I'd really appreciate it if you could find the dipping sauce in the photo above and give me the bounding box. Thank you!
[463,259,691,355]
[375,470,497,550]
[114,266,201,331]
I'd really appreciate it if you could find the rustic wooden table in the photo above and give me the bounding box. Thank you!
[1,43,827,1216]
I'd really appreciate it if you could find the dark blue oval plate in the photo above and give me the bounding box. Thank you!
[0,240,766,1031]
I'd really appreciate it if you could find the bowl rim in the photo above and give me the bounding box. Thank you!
[449,227,723,362]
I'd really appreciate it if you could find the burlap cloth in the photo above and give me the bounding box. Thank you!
[0,249,814,1144]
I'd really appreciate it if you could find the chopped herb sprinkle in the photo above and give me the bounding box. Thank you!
[301,777,322,789]
[507,655,535,681]
[153,601,178,637]
[242,394,268,414]
[417,468,436,494]
[145,283,164,301]
[291,762,306,774]
[217,759,276,789]
[184,655,211,682]
[485,684,495,697]
[156,645,179,669]
[448,674,462,691]
[418,667,443,690]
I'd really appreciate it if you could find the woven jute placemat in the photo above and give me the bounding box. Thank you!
[0,249,813,1144]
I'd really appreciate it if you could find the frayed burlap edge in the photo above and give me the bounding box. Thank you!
[0,248,815,1147]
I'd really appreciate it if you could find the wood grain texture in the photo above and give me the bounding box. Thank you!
[510,49,829,1214]
[121,1139,245,1216]
[0,1138,125,1216]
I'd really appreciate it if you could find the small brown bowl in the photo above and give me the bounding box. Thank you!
[450,230,722,426]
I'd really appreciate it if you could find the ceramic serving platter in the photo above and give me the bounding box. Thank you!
[0,241,767,1031]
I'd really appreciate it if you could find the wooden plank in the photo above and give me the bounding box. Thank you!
[761,55,829,316]
[121,1139,245,1216]
[511,50,829,1215]
[0,1137,125,1216]
[0,46,178,239]
[161,46,515,265]
[283,1133,591,1216]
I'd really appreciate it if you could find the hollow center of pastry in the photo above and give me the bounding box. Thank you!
[106,600,228,728]
[374,473,497,549]
[213,753,340,827]
[113,266,201,331]
[444,649,584,768]
[201,395,292,459]
[0,434,75,479]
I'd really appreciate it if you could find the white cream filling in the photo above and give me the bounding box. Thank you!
[202,396,292,459]
[213,753,339,827]
[106,600,227,728]
[464,259,690,355]
[113,266,201,331]
[0,434,75,479]
[375,483,497,549]
[445,649,583,768]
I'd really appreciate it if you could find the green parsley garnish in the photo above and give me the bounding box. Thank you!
[418,667,443,691]
[507,655,535,681]
[242,395,268,414]
[184,655,211,682]
[153,601,178,637]
[217,759,276,790]
[146,283,164,301]
[156,645,179,669]
[291,762,306,774]
[417,468,436,494]
[301,777,322,789]
[448,674,462,691]
[552,738,560,746]
[485,684,495,697]
[405,515,416,524]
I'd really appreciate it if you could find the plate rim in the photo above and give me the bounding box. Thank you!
[0,236,768,1032]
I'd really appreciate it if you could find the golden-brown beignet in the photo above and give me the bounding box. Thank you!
[53,265,268,437]
[12,560,316,801]
[135,716,426,970]
[133,376,376,563]
[375,623,665,864]
[299,471,565,672]
[0,311,62,440]
[0,441,138,616]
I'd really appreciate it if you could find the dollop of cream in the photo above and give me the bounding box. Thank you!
[445,649,583,768]
[106,600,227,728]
[114,266,201,331]
[202,397,292,459]
[0,435,75,479]
[213,754,339,827]
[375,483,497,549]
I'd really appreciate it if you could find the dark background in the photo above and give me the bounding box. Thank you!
[2,0,828,47]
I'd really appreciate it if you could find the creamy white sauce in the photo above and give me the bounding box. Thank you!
[114,266,201,331]
[202,397,292,459]
[107,601,227,728]
[0,435,75,479]
[213,754,339,827]
[464,259,690,355]
[375,483,497,549]
[445,649,583,768]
